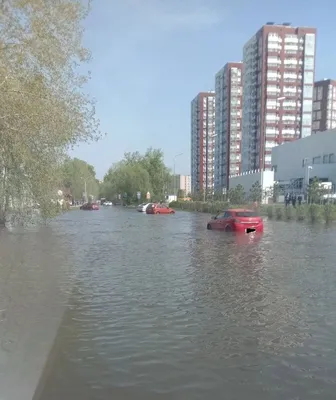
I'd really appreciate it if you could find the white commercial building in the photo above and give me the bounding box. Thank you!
[272,129,336,190]
[229,170,275,203]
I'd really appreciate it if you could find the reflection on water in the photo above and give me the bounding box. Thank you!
[1,208,336,399]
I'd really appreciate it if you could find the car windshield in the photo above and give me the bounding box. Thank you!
[235,211,259,217]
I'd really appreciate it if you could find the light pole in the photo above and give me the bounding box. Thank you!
[173,153,183,199]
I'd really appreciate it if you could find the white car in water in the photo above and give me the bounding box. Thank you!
[103,201,113,206]
[137,203,151,212]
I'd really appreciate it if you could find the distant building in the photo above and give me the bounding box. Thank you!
[272,128,336,189]
[191,91,216,193]
[242,22,316,172]
[214,62,243,191]
[312,79,336,133]
[171,174,191,196]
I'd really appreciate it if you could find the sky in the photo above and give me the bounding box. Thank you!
[71,0,336,179]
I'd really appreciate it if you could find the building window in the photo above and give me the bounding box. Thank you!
[301,127,311,137]
[317,86,323,100]
[303,85,313,98]
[303,71,314,84]
[313,156,321,164]
[304,56,314,70]
[323,155,329,164]
[302,114,312,126]
[304,33,315,56]
[302,99,313,112]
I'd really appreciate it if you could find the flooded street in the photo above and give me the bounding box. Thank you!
[2,207,336,399]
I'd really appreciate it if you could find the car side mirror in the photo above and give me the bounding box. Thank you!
[212,216,217,220]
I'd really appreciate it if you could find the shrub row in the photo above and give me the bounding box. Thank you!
[169,201,336,223]
[267,204,336,223]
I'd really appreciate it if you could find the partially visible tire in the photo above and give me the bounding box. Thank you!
[170,211,174,214]
[225,225,232,232]
[207,223,212,230]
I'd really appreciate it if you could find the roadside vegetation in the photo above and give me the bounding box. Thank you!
[99,148,172,204]
[170,178,336,224]
[0,0,101,226]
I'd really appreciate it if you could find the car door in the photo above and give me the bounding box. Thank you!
[213,212,227,229]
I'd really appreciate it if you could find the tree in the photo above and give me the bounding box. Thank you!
[0,0,101,224]
[61,157,99,201]
[177,189,185,199]
[249,181,262,203]
[102,148,172,202]
[102,162,152,204]
[307,177,324,204]
[228,185,245,205]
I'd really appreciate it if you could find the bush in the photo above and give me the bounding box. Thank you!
[170,201,336,224]
[296,205,306,221]
[267,205,273,219]
[276,207,283,220]
[323,203,336,223]
[308,204,321,223]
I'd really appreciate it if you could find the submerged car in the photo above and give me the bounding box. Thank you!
[206,209,263,233]
[146,203,175,214]
[137,203,151,212]
[80,202,99,211]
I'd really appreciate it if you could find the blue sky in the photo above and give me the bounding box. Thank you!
[71,0,336,179]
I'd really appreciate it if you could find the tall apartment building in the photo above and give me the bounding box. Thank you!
[312,79,336,133]
[191,92,216,193]
[171,175,191,196]
[214,62,243,191]
[242,22,316,172]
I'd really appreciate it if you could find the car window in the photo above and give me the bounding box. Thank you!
[235,211,259,217]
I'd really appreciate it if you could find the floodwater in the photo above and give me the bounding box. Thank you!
[1,207,336,399]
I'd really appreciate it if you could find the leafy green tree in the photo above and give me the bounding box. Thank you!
[102,148,171,202]
[102,162,152,204]
[307,177,324,204]
[228,184,245,205]
[249,181,262,203]
[177,189,185,199]
[62,157,99,201]
[0,0,101,224]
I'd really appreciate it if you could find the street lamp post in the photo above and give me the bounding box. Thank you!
[173,153,183,199]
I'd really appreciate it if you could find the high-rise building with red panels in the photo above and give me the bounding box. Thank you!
[242,23,316,172]
[191,91,216,194]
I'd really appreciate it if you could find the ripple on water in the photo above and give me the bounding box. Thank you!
[9,207,336,399]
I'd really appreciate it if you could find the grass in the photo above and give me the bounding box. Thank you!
[169,201,336,224]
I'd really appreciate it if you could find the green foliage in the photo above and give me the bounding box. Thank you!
[177,189,185,198]
[323,203,336,223]
[307,177,325,204]
[101,148,171,203]
[228,184,245,205]
[308,203,321,222]
[296,205,306,221]
[0,0,101,224]
[267,205,273,218]
[275,207,283,220]
[285,206,294,220]
[249,181,262,202]
[61,157,99,201]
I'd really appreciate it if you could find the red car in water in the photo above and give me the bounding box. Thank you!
[146,203,175,214]
[206,209,263,233]
[80,202,99,211]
